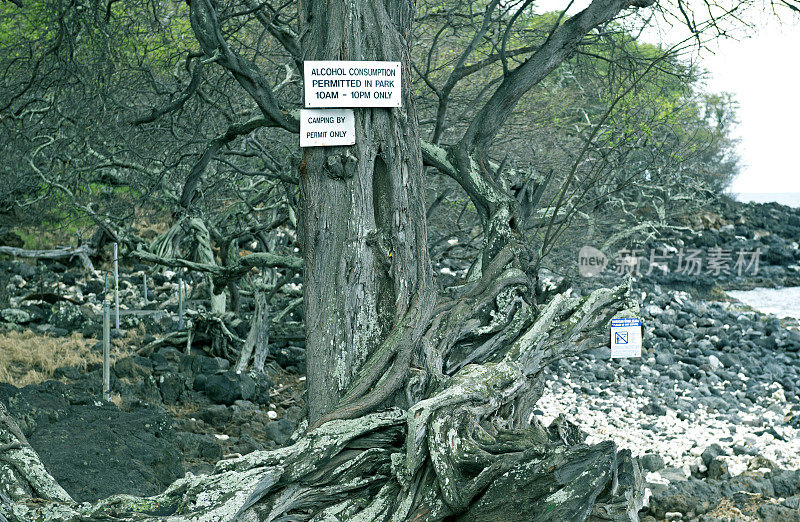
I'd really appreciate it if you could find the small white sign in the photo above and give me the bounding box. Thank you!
[304,60,401,108]
[610,318,642,358]
[300,109,355,147]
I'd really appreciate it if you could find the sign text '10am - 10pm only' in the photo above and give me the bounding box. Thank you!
[300,61,401,147]
[304,61,401,108]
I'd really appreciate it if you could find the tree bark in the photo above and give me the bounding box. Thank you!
[236,281,270,373]
[0,282,644,522]
[300,0,434,423]
[0,0,656,519]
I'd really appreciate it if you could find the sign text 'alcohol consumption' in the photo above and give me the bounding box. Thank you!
[305,61,401,108]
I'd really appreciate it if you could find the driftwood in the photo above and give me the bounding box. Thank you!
[0,280,645,521]
[136,330,209,357]
[131,247,300,293]
[0,245,95,271]
[235,283,270,373]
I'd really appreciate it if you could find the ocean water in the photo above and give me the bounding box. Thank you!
[734,192,800,207]
[727,287,800,320]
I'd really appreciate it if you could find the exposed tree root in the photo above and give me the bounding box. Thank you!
[0,282,643,522]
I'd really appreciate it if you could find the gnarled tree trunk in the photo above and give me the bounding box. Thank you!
[0,280,643,521]
[300,0,435,424]
[0,0,651,519]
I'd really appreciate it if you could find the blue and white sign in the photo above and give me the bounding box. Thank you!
[610,318,642,358]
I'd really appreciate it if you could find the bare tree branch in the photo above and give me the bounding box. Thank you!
[189,0,298,132]
[459,0,653,154]
[132,62,205,125]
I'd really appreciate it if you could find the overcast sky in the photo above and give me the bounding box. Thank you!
[533,2,800,194]
[702,16,800,194]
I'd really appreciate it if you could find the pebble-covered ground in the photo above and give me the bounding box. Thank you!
[4,196,800,519]
[537,288,800,520]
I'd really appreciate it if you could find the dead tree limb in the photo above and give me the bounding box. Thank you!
[0,244,95,271]
[0,282,643,522]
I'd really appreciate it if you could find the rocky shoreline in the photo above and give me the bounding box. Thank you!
[541,285,800,520]
[0,197,799,520]
[643,199,800,293]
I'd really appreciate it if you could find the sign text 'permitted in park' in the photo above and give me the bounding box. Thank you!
[304,61,401,108]
[300,109,355,147]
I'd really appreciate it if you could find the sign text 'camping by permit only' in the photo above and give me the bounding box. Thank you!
[300,109,355,147]
[304,61,401,108]
[610,318,642,358]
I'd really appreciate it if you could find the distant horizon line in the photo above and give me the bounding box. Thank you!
[729,191,800,207]
[732,191,800,195]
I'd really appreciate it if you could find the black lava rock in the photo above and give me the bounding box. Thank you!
[198,404,231,426]
[158,373,184,405]
[181,354,230,375]
[264,418,294,445]
[204,371,256,405]
[641,453,665,472]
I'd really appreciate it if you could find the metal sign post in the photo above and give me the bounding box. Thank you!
[103,296,111,402]
[113,243,120,330]
[178,278,184,329]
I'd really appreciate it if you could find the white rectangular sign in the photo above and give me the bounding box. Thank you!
[610,318,642,358]
[300,109,355,147]
[304,60,401,108]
